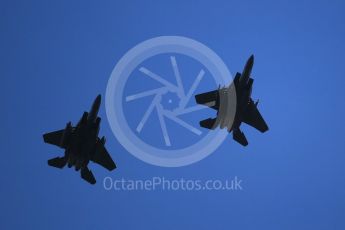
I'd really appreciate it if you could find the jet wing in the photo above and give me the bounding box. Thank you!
[195,90,219,110]
[43,130,64,148]
[243,99,269,133]
[92,141,116,171]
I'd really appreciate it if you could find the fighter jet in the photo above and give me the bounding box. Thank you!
[43,95,116,184]
[195,55,268,146]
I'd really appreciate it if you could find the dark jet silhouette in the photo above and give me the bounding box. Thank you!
[195,55,268,146]
[43,95,116,184]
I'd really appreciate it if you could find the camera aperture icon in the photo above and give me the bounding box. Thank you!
[106,36,234,167]
[125,55,206,147]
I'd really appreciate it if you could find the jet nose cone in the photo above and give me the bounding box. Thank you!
[248,55,254,66]
[95,94,101,104]
[243,55,254,72]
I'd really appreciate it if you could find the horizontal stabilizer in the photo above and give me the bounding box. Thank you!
[233,129,248,146]
[48,157,67,169]
[81,167,96,184]
[200,118,217,130]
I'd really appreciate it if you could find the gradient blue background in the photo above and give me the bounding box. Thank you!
[1,0,345,229]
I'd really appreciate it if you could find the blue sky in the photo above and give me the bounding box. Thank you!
[1,0,345,229]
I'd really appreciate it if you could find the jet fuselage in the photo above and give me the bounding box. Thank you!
[65,95,101,171]
[229,55,254,133]
[43,94,116,184]
[195,55,268,146]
